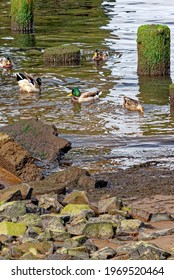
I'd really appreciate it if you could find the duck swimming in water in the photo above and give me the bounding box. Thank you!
[16,72,42,93]
[92,49,109,61]
[123,96,144,113]
[68,87,102,103]
[0,57,13,69]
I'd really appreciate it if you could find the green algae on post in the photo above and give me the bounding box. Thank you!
[137,24,170,75]
[44,45,81,66]
[10,0,34,33]
[169,83,174,106]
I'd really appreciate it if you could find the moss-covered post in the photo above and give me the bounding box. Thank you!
[10,0,34,33]
[44,45,81,66]
[13,34,36,47]
[169,84,174,106]
[137,24,170,75]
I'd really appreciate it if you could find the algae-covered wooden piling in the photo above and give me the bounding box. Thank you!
[169,84,174,106]
[10,0,34,33]
[137,24,170,76]
[44,45,81,66]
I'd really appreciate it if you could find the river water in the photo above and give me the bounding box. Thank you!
[1,0,174,173]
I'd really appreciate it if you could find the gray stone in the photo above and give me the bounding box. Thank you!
[39,194,63,212]
[49,230,71,241]
[150,213,174,222]
[0,201,26,219]
[41,214,65,231]
[19,214,42,228]
[139,227,174,241]
[91,247,116,260]
[98,196,123,214]
[63,190,89,205]
[66,217,87,235]
[116,241,171,260]
[63,235,87,249]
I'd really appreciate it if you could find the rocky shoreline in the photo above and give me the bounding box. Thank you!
[0,119,174,260]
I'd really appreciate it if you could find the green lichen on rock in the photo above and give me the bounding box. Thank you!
[137,24,170,75]
[0,201,26,218]
[83,222,114,239]
[44,45,81,66]
[60,204,93,218]
[0,221,26,236]
[10,0,34,32]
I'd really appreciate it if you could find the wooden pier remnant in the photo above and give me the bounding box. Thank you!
[169,84,174,106]
[137,24,170,76]
[10,0,34,33]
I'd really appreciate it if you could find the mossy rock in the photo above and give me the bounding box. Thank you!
[19,213,42,227]
[44,45,81,66]
[83,222,114,239]
[116,219,143,235]
[0,221,26,236]
[137,24,170,75]
[49,229,71,241]
[60,204,93,218]
[0,201,26,219]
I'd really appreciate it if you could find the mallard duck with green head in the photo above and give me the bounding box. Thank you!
[0,57,13,69]
[123,96,144,113]
[92,49,108,61]
[16,72,42,93]
[68,87,102,103]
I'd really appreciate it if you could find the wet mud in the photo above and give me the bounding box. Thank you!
[91,165,174,204]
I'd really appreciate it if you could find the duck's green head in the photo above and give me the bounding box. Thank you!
[72,87,81,97]
[67,87,81,97]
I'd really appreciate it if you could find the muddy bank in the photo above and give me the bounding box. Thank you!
[92,165,174,204]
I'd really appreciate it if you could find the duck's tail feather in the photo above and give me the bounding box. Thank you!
[97,91,102,96]
[93,91,102,100]
[16,73,26,81]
